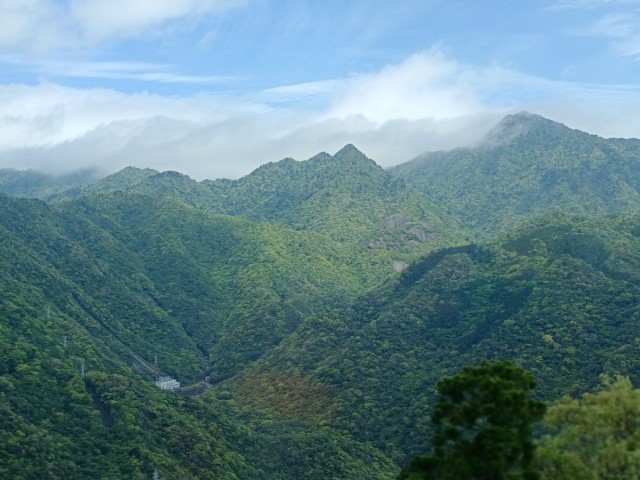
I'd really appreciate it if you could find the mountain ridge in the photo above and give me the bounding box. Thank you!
[482,111,576,146]
[391,111,640,233]
[4,113,640,478]
[222,211,640,465]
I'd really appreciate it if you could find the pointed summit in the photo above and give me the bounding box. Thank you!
[335,144,365,157]
[333,144,379,169]
[483,112,571,146]
[92,166,158,192]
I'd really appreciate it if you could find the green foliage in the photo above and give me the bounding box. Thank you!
[206,145,461,247]
[399,361,545,480]
[0,168,102,202]
[227,211,640,467]
[391,112,640,234]
[537,376,640,480]
[0,187,402,478]
[5,131,640,478]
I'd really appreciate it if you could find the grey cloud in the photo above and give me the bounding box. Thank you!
[2,99,639,182]
[0,113,502,180]
[2,49,640,180]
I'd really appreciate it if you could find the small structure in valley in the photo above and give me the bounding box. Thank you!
[155,376,180,392]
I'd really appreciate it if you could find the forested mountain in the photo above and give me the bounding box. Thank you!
[0,166,160,203]
[117,145,465,261]
[0,192,398,479]
[205,145,457,243]
[219,211,640,465]
[390,112,640,233]
[0,168,102,203]
[0,145,461,478]
[3,114,640,478]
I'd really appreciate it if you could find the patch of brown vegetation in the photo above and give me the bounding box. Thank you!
[233,370,333,424]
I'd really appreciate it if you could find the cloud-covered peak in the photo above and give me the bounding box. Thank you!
[482,111,576,147]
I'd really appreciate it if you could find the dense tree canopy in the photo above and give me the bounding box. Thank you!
[4,120,640,478]
[399,361,546,480]
[537,376,640,480]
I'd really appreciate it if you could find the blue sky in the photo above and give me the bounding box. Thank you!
[1,0,639,179]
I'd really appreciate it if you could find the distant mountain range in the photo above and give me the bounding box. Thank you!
[2,113,640,478]
[6,112,640,237]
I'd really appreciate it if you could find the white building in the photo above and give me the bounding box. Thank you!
[155,376,180,391]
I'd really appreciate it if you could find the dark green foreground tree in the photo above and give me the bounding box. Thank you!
[399,361,546,480]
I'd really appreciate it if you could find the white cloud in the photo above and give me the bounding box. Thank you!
[547,0,640,10]
[69,0,247,44]
[0,0,247,53]
[549,1,640,59]
[262,80,343,105]
[1,49,640,180]
[3,57,239,85]
[590,13,640,58]
[0,0,69,53]
[0,112,500,180]
[327,50,485,122]
[0,82,268,149]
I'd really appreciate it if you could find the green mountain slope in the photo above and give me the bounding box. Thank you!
[112,145,467,274]
[390,112,640,233]
[206,145,458,245]
[220,211,640,466]
[0,166,160,203]
[0,168,103,202]
[5,129,640,478]
[0,146,474,477]
[59,190,377,380]
[0,192,399,479]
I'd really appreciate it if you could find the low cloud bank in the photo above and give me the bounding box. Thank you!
[1,50,639,180]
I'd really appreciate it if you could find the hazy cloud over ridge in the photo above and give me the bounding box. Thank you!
[1,2,640,179]
[1,48,639,180]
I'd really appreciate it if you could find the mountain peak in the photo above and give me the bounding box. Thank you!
[151,170,193,181]
[333,144,378,168]
[483,112,570,146]
[100,166,158,182]
[335,144,364,156]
